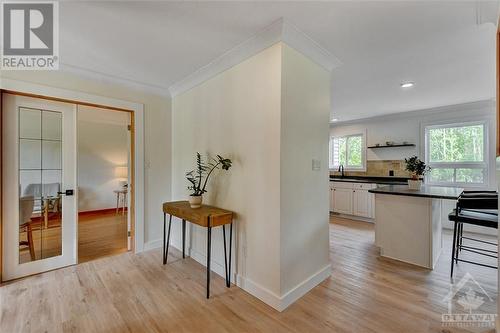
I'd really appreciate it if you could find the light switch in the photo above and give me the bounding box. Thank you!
[312,159,321,171]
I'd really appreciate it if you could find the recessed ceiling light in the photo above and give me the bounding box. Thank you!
[331,118,339,122]
[400,82,414,88]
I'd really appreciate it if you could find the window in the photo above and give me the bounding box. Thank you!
[425,122,487,186]
[330,133,365,170]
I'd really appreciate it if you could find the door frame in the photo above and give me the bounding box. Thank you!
[0,78,145,280]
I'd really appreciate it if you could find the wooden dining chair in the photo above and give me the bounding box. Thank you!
[19,196,36,261]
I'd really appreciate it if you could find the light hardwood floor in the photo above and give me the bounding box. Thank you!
[19,210,128,264]
[0,215,497,333]
[78,210,128,263]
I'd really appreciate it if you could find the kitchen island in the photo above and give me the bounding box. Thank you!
[369,185,463,269]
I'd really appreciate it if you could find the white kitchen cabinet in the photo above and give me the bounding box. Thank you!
[353,189,371,218]
[332,187,353,215]
[330,181,376,220]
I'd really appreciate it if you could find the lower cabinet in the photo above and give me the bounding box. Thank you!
[330,181,375,219]
[353,189,373,218]
[331,187,353,215]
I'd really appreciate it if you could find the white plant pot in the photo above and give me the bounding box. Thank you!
[407,179,422,190]
[188,195,203,208]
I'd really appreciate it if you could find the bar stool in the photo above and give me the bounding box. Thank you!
[448,191,498,278]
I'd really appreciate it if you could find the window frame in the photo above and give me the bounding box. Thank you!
[424,120,488,187]
[329,131,366,171]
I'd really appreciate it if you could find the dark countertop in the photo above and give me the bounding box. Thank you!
[368,185,463,200]
[330,176,409,185]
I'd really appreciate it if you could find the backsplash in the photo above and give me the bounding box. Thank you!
[331,160,412,177]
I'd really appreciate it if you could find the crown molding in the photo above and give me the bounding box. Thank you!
[168,17,342,98]
[59,62,171,98]
[168,18,283,98]
[281,20,342,72]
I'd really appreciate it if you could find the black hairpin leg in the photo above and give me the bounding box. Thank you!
[228,223,233,287]
[163,214,172,265]
[455,223,461,264]
[222,223,233,288]
[451,221,458,278]
[207,222,212,299]
[182,219,186,259]
[222,225,229,287]
[163,213,166,264]
[459,223,463,252]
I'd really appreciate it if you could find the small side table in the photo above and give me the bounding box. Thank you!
[114,189,127,215]
[162,201,234,299]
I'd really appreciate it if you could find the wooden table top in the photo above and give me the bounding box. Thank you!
[163,201,233,227]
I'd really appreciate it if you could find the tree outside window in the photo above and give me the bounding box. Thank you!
[426,122,487,186]
[330,134,365,170]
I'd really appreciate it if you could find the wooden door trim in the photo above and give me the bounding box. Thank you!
[2,89,133,113]
[0,89,137,279]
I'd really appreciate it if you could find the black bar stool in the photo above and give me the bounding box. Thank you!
[448,191,498,278]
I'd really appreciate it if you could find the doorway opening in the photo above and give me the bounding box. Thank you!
[1,91,138,281]
[77,105,132,263]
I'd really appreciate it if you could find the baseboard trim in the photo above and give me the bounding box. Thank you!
[331,212,374,223]
[279,264,331,311]
[143,239,163,252]
[142,238,189,255]
[236,275,282,311]
[237,264,331,312]
[78,208,122,217]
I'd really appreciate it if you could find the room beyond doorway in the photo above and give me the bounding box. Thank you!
[77,105,132,263]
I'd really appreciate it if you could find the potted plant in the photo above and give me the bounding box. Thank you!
[404,156,431,190]
[186,152,232,208]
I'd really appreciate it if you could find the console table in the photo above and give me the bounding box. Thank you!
[162,201,234,298]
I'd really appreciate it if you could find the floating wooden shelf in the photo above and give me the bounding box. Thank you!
[368,144,416,149]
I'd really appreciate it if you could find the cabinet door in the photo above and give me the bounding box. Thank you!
[329,187,335,212]
[353,189,371,218]
[332,188,353,215]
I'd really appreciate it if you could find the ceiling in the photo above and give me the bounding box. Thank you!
[59,1,498,121]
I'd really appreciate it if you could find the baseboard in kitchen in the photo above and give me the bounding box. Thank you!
[330,212,374,223]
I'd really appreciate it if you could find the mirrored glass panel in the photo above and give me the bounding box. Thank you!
[19,109,63,264]
[20,139,41,170]
[19,108,41,139]
[42,111,62,140]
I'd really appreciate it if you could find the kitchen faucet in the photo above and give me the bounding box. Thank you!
[338,164,345,178]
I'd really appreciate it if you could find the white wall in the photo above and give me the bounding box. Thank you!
[77,106,129,212]
[1,70,172,246]
[172,42,331,310]
[172,43,283,297]
[280,44,331,295]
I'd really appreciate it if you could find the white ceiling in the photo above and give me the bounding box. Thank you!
[59,1,498,121]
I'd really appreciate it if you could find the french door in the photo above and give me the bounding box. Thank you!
[2,94,77,281]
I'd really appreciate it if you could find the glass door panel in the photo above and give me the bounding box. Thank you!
[18,108,63,264]
[2,94,77,281]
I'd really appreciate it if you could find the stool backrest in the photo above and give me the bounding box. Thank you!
[457,191,498,211]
